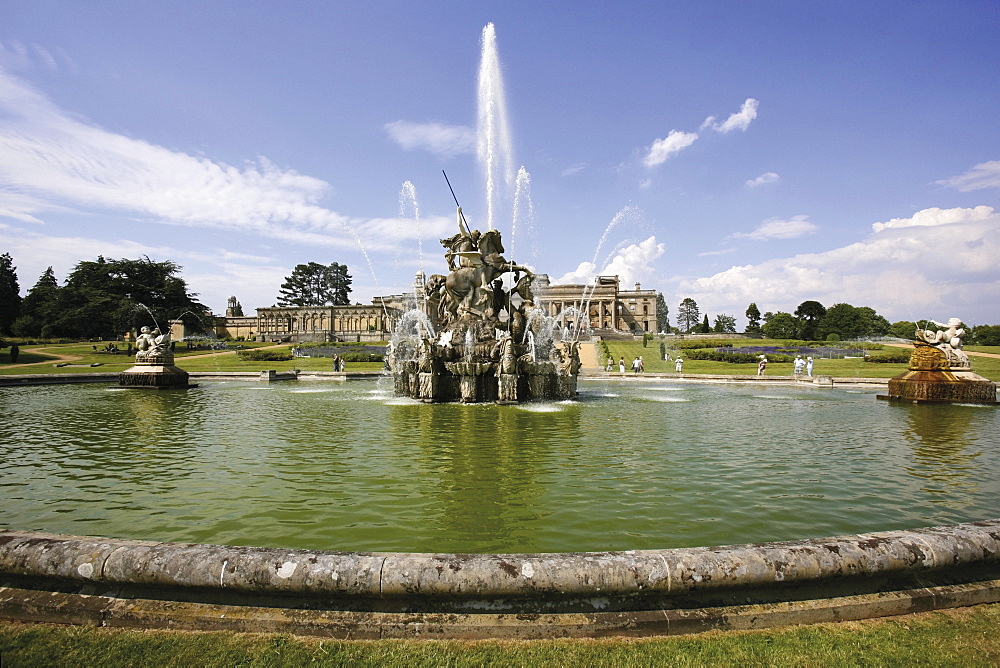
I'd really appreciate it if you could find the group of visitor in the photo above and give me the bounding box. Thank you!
[332,354,346,372]
[793,355,815,377]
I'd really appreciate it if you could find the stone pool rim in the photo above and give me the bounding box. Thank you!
[3,521,1000,638]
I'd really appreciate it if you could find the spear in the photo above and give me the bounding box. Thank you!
[442,170,470,235]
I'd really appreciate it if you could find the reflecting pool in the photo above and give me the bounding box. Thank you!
[2,378,998,553]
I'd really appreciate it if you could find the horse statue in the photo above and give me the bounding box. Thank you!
[442,229,529,322]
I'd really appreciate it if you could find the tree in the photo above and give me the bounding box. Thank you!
[816,303,890,340]
[794,300,826,341]
[277,262,352,306]
[856,307,890,337]
[889,320,917,340]
[700,314,711,333]
[0,253,21,335]
[677,298,700,333]
[655,293,669,333]
[713,314,737,334]
[51,256,206,339]
[972,324,1000,346]
[762,311,799,339]
[745,302,762,336]
[12,267,60,337]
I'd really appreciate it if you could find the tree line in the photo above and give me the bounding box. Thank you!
[668,294,1000,345]
[0,253,353,341]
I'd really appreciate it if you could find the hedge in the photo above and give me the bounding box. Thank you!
[237,349,294,362]
[685,349,794,364]
[865,351,911,363]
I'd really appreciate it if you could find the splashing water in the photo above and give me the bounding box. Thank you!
[477,22,514,231]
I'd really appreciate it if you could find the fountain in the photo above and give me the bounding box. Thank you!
[879,317,997,405]
[118,322,195,389]
[387,204,580,403]
[3,22,999,641]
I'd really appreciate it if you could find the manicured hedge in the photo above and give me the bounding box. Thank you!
[685,349,793,364]
[865,351,911,363]
[237,349,294,362]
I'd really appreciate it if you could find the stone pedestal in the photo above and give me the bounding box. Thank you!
[119,353,194,390]
[878,342,997,405]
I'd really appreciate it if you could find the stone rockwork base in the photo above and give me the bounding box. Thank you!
[879,370,998,405]
[2,521,1000,638]
[118,363,194,390]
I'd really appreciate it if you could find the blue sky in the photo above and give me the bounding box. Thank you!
[2,1,998,327]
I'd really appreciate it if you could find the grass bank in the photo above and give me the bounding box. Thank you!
[0,342,386,375]
[3,340,1000,381]
[599,340,1000,381]
[3,604,999,666]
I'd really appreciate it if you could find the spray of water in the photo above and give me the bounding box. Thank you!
[338,220,389,319]
[573,206,645,342]
[511,166,534,266]
[398,181,422,274]
[477,22,514,231]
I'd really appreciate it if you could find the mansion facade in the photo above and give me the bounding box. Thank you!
[200,276,659,343]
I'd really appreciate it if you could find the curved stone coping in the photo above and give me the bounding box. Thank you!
[3,521,999,600]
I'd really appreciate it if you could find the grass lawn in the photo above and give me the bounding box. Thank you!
[3,604,999,666]
[0,342,386,375]
[599,340,1000,381]
[4,339,1000,381]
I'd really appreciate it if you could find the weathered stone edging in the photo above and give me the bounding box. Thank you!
[2,521,999,637]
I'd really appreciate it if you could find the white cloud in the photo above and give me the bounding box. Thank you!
[384,120,475,158]
[746,172,779,187]
[935,161,1000,192]
[730,215,818,241]
[871,205,995,233]
[644,131,698,168]
[554,236,664,286]
[701,98,758,134]
[677,206,1000,325]
[560,162,586,177]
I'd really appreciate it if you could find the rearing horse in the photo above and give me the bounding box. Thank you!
[443,229,527,321]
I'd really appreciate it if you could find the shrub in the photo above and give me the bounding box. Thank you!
[685,349,793,364]
[826,333,841,342]
[339,352,384,362]
[865,351,911,363]
[237,349,293,362]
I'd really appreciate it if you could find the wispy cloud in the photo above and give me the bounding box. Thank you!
[0,66,413,253]
[384,120,475,158]
[0,40,75,73]
[935,161,1000,192]
[746,171,779,187]
[730,215,818,241]
[560,162,586,177]
[677,206,1000,324]
[644,131,698,168]
[698,247,736,257]
[701,98,759,134]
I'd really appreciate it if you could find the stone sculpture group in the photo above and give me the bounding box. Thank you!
[881,316,996,404]
[388,207,581,403]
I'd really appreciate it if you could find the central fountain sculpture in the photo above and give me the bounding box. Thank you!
[387,206,581,403]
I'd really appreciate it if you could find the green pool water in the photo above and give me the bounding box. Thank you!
[2,378,998,553]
